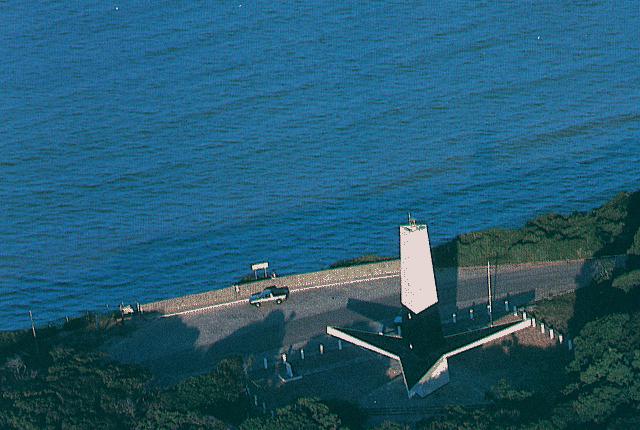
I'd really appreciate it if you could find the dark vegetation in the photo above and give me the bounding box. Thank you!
[3,191,640,429]
[329,254,395,269]
[433,190,640,267]
[0,313,242,429]
[237,272,271,285]
[405,267,640,429]
[415,191,640,429]
[237,269,279,285]
[240,397,343,430]
[336,191,640,269]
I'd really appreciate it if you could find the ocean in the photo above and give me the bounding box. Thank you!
[1,1,639,330]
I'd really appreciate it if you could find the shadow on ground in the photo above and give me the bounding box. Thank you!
[562,192,640,336]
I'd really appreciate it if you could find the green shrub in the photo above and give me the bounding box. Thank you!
[530,293,576,334]
[240,397,342,430]
[431,190,640,267]
[627,230,640,256]
[329,254,394,269]
[170,357,249,424]
[612,269,640,292]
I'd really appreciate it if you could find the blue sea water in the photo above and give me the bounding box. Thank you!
[1,1,639,330]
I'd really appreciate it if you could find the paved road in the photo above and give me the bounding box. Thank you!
[106,258,599,384]
[107,277,400,384]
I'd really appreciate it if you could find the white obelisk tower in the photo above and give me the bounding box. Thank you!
[400,221,439,313]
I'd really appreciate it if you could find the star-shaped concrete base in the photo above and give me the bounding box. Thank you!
[327,318,531,398]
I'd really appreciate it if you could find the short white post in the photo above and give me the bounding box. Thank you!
[549,328,554,340]
[540,322,545,334]
[319,344,324,355]
[512,305,518,315]
[558,334,564,343]
[263,357,268,369]
[469,309,474,320]
[505,300,509,312]
[532,317,537,327]
[522,311,527,320]
[300,348,305,360]
[452,313,457,324]
[338,340,343,351]
[281,353,287,363]
[567,339,573,350]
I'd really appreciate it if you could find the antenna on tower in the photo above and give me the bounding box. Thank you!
[408,212,417,227]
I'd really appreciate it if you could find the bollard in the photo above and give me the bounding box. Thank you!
[452,313,457,324]
[531,317,536,327]
[505,300,509,312]
[338,340,342,351]
[567,339,573,350]
[522,311,527,320]
[469,309,474,320]
[549,328,554,340]
[300,348,305,360]
[263,357,268,369]
[540,323,545,334]
[282,353,287,363]
[319,344,324,355]
[512,305,518,316]
[558,334,564,344]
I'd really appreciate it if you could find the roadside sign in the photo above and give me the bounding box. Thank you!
[251,262,269,271]
[252,262,269,279]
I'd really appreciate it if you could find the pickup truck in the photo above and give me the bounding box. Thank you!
[249,286,290,307]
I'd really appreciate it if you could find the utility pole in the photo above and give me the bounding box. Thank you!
[487,261,493,327]
[29,310,36,339]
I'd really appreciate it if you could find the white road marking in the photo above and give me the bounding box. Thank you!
[161,272,400,318]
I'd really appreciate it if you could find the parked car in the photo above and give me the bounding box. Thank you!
[249,286,290,307]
